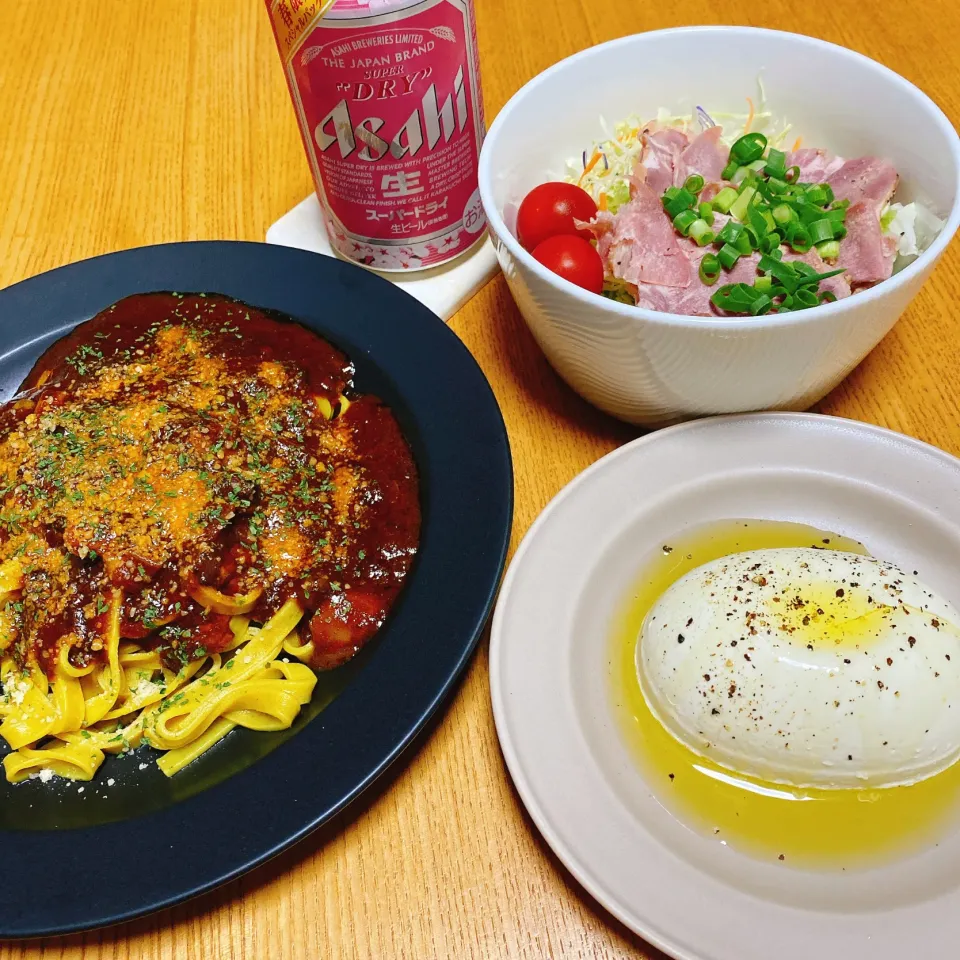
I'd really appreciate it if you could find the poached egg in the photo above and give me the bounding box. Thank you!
[638,547,960,789]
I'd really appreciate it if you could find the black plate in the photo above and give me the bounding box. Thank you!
[0,241,512,937]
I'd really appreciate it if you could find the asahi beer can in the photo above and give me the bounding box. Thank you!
[265,0,487,271]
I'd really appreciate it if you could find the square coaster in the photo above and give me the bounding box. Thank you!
[266,195,500,322]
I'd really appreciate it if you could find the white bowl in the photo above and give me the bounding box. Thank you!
[479,27,960,427]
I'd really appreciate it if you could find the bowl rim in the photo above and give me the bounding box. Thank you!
[478,25,960,331]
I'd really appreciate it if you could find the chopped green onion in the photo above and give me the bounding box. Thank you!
[747,159,767,173]
[664,189,697,218]
[716,221,744,245]
[786,223,812,253]
[683,174,705,194]
[699,253,722,285]
[816,240,841,260]
[806,185,830,207]
[832,224,848,240]
[718,243,741,271]
[808,219,835,244]
[673,209,699,235]
[730,132,768,165]
[794,267,846,286]
[754,276,774,294]
[758,251,783,273]
[711,282,761,313]
[721,160,740,181]
[663,186,682,202]
[736,231,755,255]
[729,186,756,222]
[761,234,782,255]
[747,208,770,241]
[772,203,797,226]
[730,166,752,187]
[821,184,835,205]
[766,177,789,195]
[819,290,838,304]
[713,187,739,214]
[699,201,714,222]
[785,165,801,183]
[765,148,787,179]
[688,219,715,246]
[794,288,819,308]
[749,294,773,316]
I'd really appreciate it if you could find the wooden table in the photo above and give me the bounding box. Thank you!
[0,2,957,957]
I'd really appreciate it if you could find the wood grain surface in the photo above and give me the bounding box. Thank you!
[0,1,957,957]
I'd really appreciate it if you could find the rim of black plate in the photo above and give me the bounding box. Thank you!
[0,241,513,938]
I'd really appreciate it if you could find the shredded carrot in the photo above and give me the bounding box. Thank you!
[744,97,755,134]
[792,136,803,152]
[599,193,608,212]
[578,150,602,185]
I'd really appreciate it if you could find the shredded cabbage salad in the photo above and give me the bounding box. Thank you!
[566,89,945,301]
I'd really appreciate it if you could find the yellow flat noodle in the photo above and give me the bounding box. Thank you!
[223,661,318,731]
[282,629,314,663]
[102,658,205,722]
[60,712,147,754]
[227,616,252,650]
[58,642,96,678]
[3,740,105,783]
[0,683,57,749]
[82,590,124,725]
[145,599,302,751]
[50,672,85,735]
[190,584,262,616]
[156,716,235,777]
[118,644,162,667]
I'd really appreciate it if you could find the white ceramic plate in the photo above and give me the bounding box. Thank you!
[490,414,960,960]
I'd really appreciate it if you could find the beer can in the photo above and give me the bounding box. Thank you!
[265,0,487,271]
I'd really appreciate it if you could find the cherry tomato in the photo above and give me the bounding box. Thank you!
[517,181,598,251]
[531,235,604,295]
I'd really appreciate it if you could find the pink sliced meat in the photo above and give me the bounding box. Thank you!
[835,200,897,286]
[787,148,846,183]
[782,247,851,301]
[638,128,690,196]
[676,126,728,186]
[826,157,899,207]
[638,243,760,317]
[582,183,693,289]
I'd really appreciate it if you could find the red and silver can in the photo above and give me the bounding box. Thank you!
[265,0,487,271]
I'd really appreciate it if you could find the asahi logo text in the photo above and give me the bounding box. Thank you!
[314,67,467,161]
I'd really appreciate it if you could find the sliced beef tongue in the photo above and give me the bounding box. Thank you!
[580,183,693,289]
[787,148,846,183]
[826,157,899,286]
[782,247,852,302]
[675,126,728,186]
[790,150,899,287]
[638,127,690,195]
[639,241,761,317]
[835,201,898,286]
[826,157,899,207]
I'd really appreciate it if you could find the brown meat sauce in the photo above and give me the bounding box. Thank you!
[0,292,420,675]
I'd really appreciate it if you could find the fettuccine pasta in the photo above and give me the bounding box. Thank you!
[0,293,420,783]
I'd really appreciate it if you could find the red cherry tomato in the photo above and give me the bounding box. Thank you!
[531,235,604,295]
[517,182,598,251]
